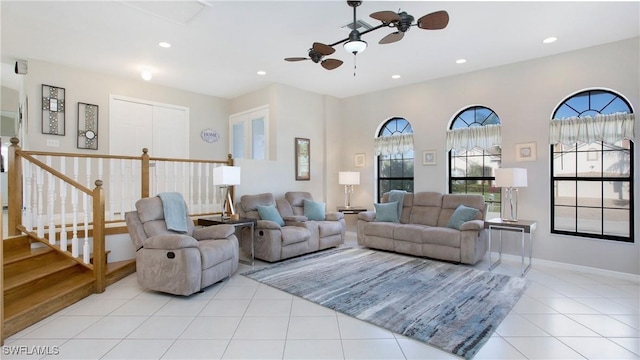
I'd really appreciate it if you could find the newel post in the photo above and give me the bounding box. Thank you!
[8,137,23,236]
[141,148,150,198]
[92,180,106,293]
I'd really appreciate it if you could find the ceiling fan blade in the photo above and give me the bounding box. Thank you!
[417,10,449,30]
[370,10,400,24]
[284,57,309,62]
[379,31,404,44]
[313,42,335,56]
[321,58,343,70]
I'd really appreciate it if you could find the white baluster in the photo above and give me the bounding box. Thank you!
[37,166,44,238]
[72,187,79,257]
[164,161,169,193]
[189,163,194,210]
[173,161,178,192]
[120,159,125,219]
[73,157,79,182]
[130,159,136,212]
[59,158,67,251]
[47,157,56,245]
[24,159,32,231]
[205,163,210,213]
[86,158,92,218]
[197,162,202,213]
[31,163,38,234]
[83,192,90,264]
[109,158,115,221]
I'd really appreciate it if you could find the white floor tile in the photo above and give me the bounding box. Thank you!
[610,338,640,356]
[287,316,340,340]
[46,339,119,359]
[161,339,229,359]
[179,316,241,339]
[1,339,65,360]
[282,339,344,359]
[253,284,294,300]
[611,314,640,330]
[22,315,102,339]
[558,337,640,359]
[75,316,147,339]
[472,337,527,359]
[567,314,640,337]
[111,298,170,316]
[200,299,251,316]
[63,298,129,316]
[521,314,600,337]
[102,339,174,359]
[504,337,585,359]
[214,285,258,300]
[155,298,209,316]
[395,336,459,359]
[290,298,337,317]
[126,316,194,339]
[232,316,289,340]
[512,296,559,314]
[245,299,292,317]
[574,297,640,315]
[535,296,601,315]
[495,313,550,337]
[222,339,285,359]
[342,339,405,359]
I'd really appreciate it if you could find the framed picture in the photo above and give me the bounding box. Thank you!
[355,153,365,167]
[42,84,65,135]
[77,102,99,150]
[422,150,437,165]
[516,142,537,162]
[295,137,310,180]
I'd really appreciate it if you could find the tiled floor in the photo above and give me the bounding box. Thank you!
[3,235,639,360]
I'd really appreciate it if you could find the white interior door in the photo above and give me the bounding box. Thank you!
[152,106,189,158]
[109,98,153,156]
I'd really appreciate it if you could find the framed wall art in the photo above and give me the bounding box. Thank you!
[422,150,437,165]
[354,153,366,168]
[295,137,310,180]
[42,84,65,135]
[77,102,98,150]
[515,142,537,162]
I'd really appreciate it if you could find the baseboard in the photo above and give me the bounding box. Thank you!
[490,252,640,282]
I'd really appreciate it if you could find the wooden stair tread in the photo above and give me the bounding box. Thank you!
[3,246,53,265]
[4,258,78,290]
[4,270,94,319]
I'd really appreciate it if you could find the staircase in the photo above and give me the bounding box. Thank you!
[3,235,135,339]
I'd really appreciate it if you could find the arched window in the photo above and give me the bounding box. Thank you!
[550,89,634,242]
[376,118,414,201]
[448,106,502,219]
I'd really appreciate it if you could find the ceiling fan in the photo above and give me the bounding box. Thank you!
[284,1,449,71]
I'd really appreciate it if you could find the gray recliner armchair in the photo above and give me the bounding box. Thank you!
[125,196,239,296]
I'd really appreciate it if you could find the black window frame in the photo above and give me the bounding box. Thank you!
[377,118,414,201]
[550,89,634,243]
[448,106,502,208]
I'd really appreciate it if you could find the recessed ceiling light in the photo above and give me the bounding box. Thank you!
[391,74,401,79]
[257,70,266,76]
[456,59,467,64]
[158,42,171,48]
[141,70,152,81]
[543,37,558,44]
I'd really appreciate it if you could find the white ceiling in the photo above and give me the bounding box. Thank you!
[1,1,639,99]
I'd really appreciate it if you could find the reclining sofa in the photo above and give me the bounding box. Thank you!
[357,191,488,264]
[236,192,346,262]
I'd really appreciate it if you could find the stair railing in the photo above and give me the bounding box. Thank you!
[7,137,233,293]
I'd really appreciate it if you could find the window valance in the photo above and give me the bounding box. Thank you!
[374,133,414,156]
[549,112,635,145]
[446,124,501,151]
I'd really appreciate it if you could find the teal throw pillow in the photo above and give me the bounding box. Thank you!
[257,205,285,226]
[447,204,479,230]
[303,199,326,221]
[374,202,400,223]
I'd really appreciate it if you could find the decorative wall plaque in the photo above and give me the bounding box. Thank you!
[201,128,220,143]
[77,102,98,150]
[42,84,65,135]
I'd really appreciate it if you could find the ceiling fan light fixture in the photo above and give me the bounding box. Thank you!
[344,29,367,54]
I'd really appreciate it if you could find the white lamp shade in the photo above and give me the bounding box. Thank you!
[495,168,527,188]
[344,40,367,54]
[214,166,241,185]
[339,171,360,185]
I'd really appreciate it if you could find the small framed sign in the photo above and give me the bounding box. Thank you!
[295,137,310,181]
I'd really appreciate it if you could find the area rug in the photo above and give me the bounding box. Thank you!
[242,247,529,360]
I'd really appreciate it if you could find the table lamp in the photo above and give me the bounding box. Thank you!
[339,171,360,208]
[214,166,241,219]
[495,168,527,222]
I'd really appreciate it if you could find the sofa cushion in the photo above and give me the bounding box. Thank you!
[198,239,236,269]
[318,221,343,237]
[394,224,429,243]
[303,199,326,221]
[257,205,285,226]
[422,227,461,247]
[281,226,310,246]
[375,202,400,222]
[438,194,485,227]
[447,205,480,230]
[364,221,398,238]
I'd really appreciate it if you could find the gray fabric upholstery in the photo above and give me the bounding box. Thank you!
[236,192,345,262]
[125,196,239,296]
[357,192,488,265]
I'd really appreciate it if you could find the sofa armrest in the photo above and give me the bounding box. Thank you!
[358,211,376,222]
[325,212,344,221]
[256,219,282,230]
[143,234,199,250]
[459,220,484,231]
[283,215,308,222]
[193,224,235,240]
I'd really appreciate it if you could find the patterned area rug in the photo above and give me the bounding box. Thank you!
[242,247,529,360]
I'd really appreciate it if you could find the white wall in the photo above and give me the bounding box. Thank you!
[21,59,230,160]
[335,38,640,275]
